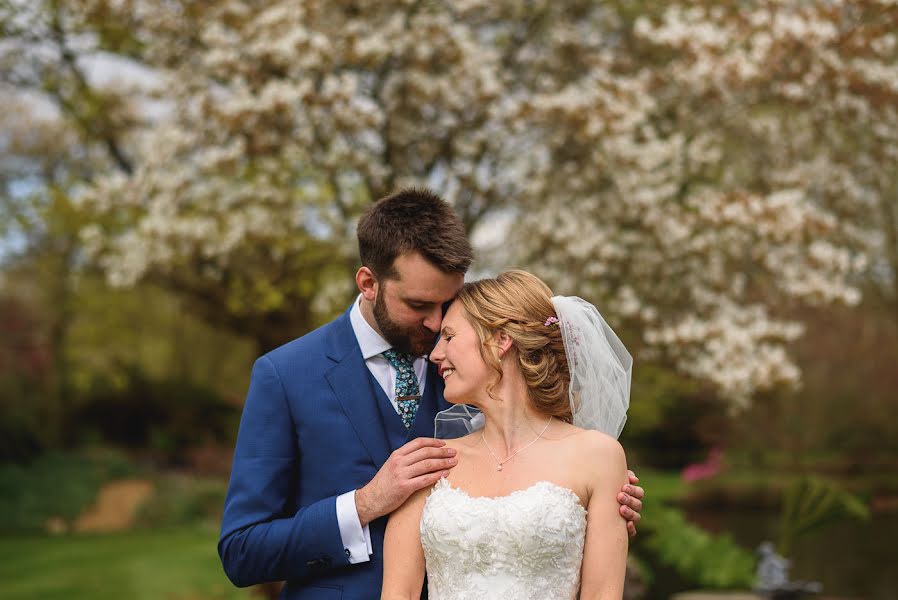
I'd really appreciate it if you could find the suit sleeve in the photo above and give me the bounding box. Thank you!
[218,355,350,587]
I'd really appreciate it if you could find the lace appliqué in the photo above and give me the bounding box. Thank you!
[420,478,587,600]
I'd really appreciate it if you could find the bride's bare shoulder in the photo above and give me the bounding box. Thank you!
[565,427,627,471]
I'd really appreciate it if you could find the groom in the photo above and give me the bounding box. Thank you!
[219,189,644,599]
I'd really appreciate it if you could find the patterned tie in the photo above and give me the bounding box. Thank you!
[382,349,420,429]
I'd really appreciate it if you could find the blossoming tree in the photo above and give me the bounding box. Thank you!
[22,0,892,405]
[512,1,895,402]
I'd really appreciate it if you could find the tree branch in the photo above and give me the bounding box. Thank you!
[47,0,133,174]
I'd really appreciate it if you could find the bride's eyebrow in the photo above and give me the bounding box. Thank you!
[440,326,455,337]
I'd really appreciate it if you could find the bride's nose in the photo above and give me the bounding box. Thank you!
[430,339,446,364]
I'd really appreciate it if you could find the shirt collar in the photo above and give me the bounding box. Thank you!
[349,295,393,360]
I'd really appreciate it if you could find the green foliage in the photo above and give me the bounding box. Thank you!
[64,278,256,402]
[0,450,137,533]
[73,367,241,461]
[1,264,254,457]
[626,364,697,435]
[136,475,229,529]
[621,365,724,469]
[632,469,690,504]
[0,294,48,460]
[0,405,43,462]
[0,526,250,600]
[636,470,757,589]
[641,506,756,589]
[778,476,871,558]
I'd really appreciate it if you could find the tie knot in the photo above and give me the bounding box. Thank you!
[383,348,415,369]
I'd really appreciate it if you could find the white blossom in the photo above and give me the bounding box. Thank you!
[75,0,896,406]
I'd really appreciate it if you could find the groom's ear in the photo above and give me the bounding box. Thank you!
[356,267,378,301]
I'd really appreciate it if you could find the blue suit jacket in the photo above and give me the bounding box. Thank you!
[219,306,449,599]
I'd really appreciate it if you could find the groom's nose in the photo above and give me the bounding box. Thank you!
[422,306,443,333]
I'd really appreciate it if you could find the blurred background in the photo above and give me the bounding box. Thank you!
[1,1,896,599]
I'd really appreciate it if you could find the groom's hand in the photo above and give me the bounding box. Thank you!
[618,469,644,538]
[355,437,458,527]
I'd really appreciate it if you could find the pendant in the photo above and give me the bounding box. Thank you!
[497,464,503,471]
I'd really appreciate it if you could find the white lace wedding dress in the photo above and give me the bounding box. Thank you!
[420,477,587,600]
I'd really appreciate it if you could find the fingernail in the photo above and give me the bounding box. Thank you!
[442,471,450,477]
[447,449,457,456]
[624,485,633,494]
[448,458,458,465]
[620,493,629,501]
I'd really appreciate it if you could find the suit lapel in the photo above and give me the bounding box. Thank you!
[325,310,393,468]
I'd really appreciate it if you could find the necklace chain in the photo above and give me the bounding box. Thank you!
[481,416,553,471]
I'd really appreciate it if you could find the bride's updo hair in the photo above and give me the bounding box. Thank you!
[455,270,572,423]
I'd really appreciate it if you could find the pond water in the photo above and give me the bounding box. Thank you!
[650,509,898,600]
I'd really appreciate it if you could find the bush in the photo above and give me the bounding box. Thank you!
[136,473,228,528]
[622,364,727,470]
[0,404,44,463]
[72,366,240,463]
[638,505,756,589]
[0,449,138,533]
[0,295,52,462]
[632,470,757,591]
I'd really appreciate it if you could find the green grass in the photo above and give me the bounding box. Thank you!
[0,526,251,600]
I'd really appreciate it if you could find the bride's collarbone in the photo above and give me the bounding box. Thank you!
[456,433,586,472]
[445,452,588,506]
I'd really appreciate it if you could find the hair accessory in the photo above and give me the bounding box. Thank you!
[544,316,559,327]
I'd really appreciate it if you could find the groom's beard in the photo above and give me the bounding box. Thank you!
[373,293,437,357]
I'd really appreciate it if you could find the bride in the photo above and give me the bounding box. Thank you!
[381,270,632,600]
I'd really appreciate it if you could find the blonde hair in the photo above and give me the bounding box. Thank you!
[454,270,572,422]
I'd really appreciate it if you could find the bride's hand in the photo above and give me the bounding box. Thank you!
[618,470,644,538]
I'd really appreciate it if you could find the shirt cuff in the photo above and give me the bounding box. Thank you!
[336,489,373,564]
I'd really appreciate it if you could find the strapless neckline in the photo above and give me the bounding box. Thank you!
[433,477,585,509]
[421,476,588,599]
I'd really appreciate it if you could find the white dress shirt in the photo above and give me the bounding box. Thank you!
[335,296,429,564]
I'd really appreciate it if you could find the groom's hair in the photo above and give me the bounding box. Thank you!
[357,188,473,279]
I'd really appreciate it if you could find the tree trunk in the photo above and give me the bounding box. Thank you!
[45,239,76,447]
[879,195,898,329]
